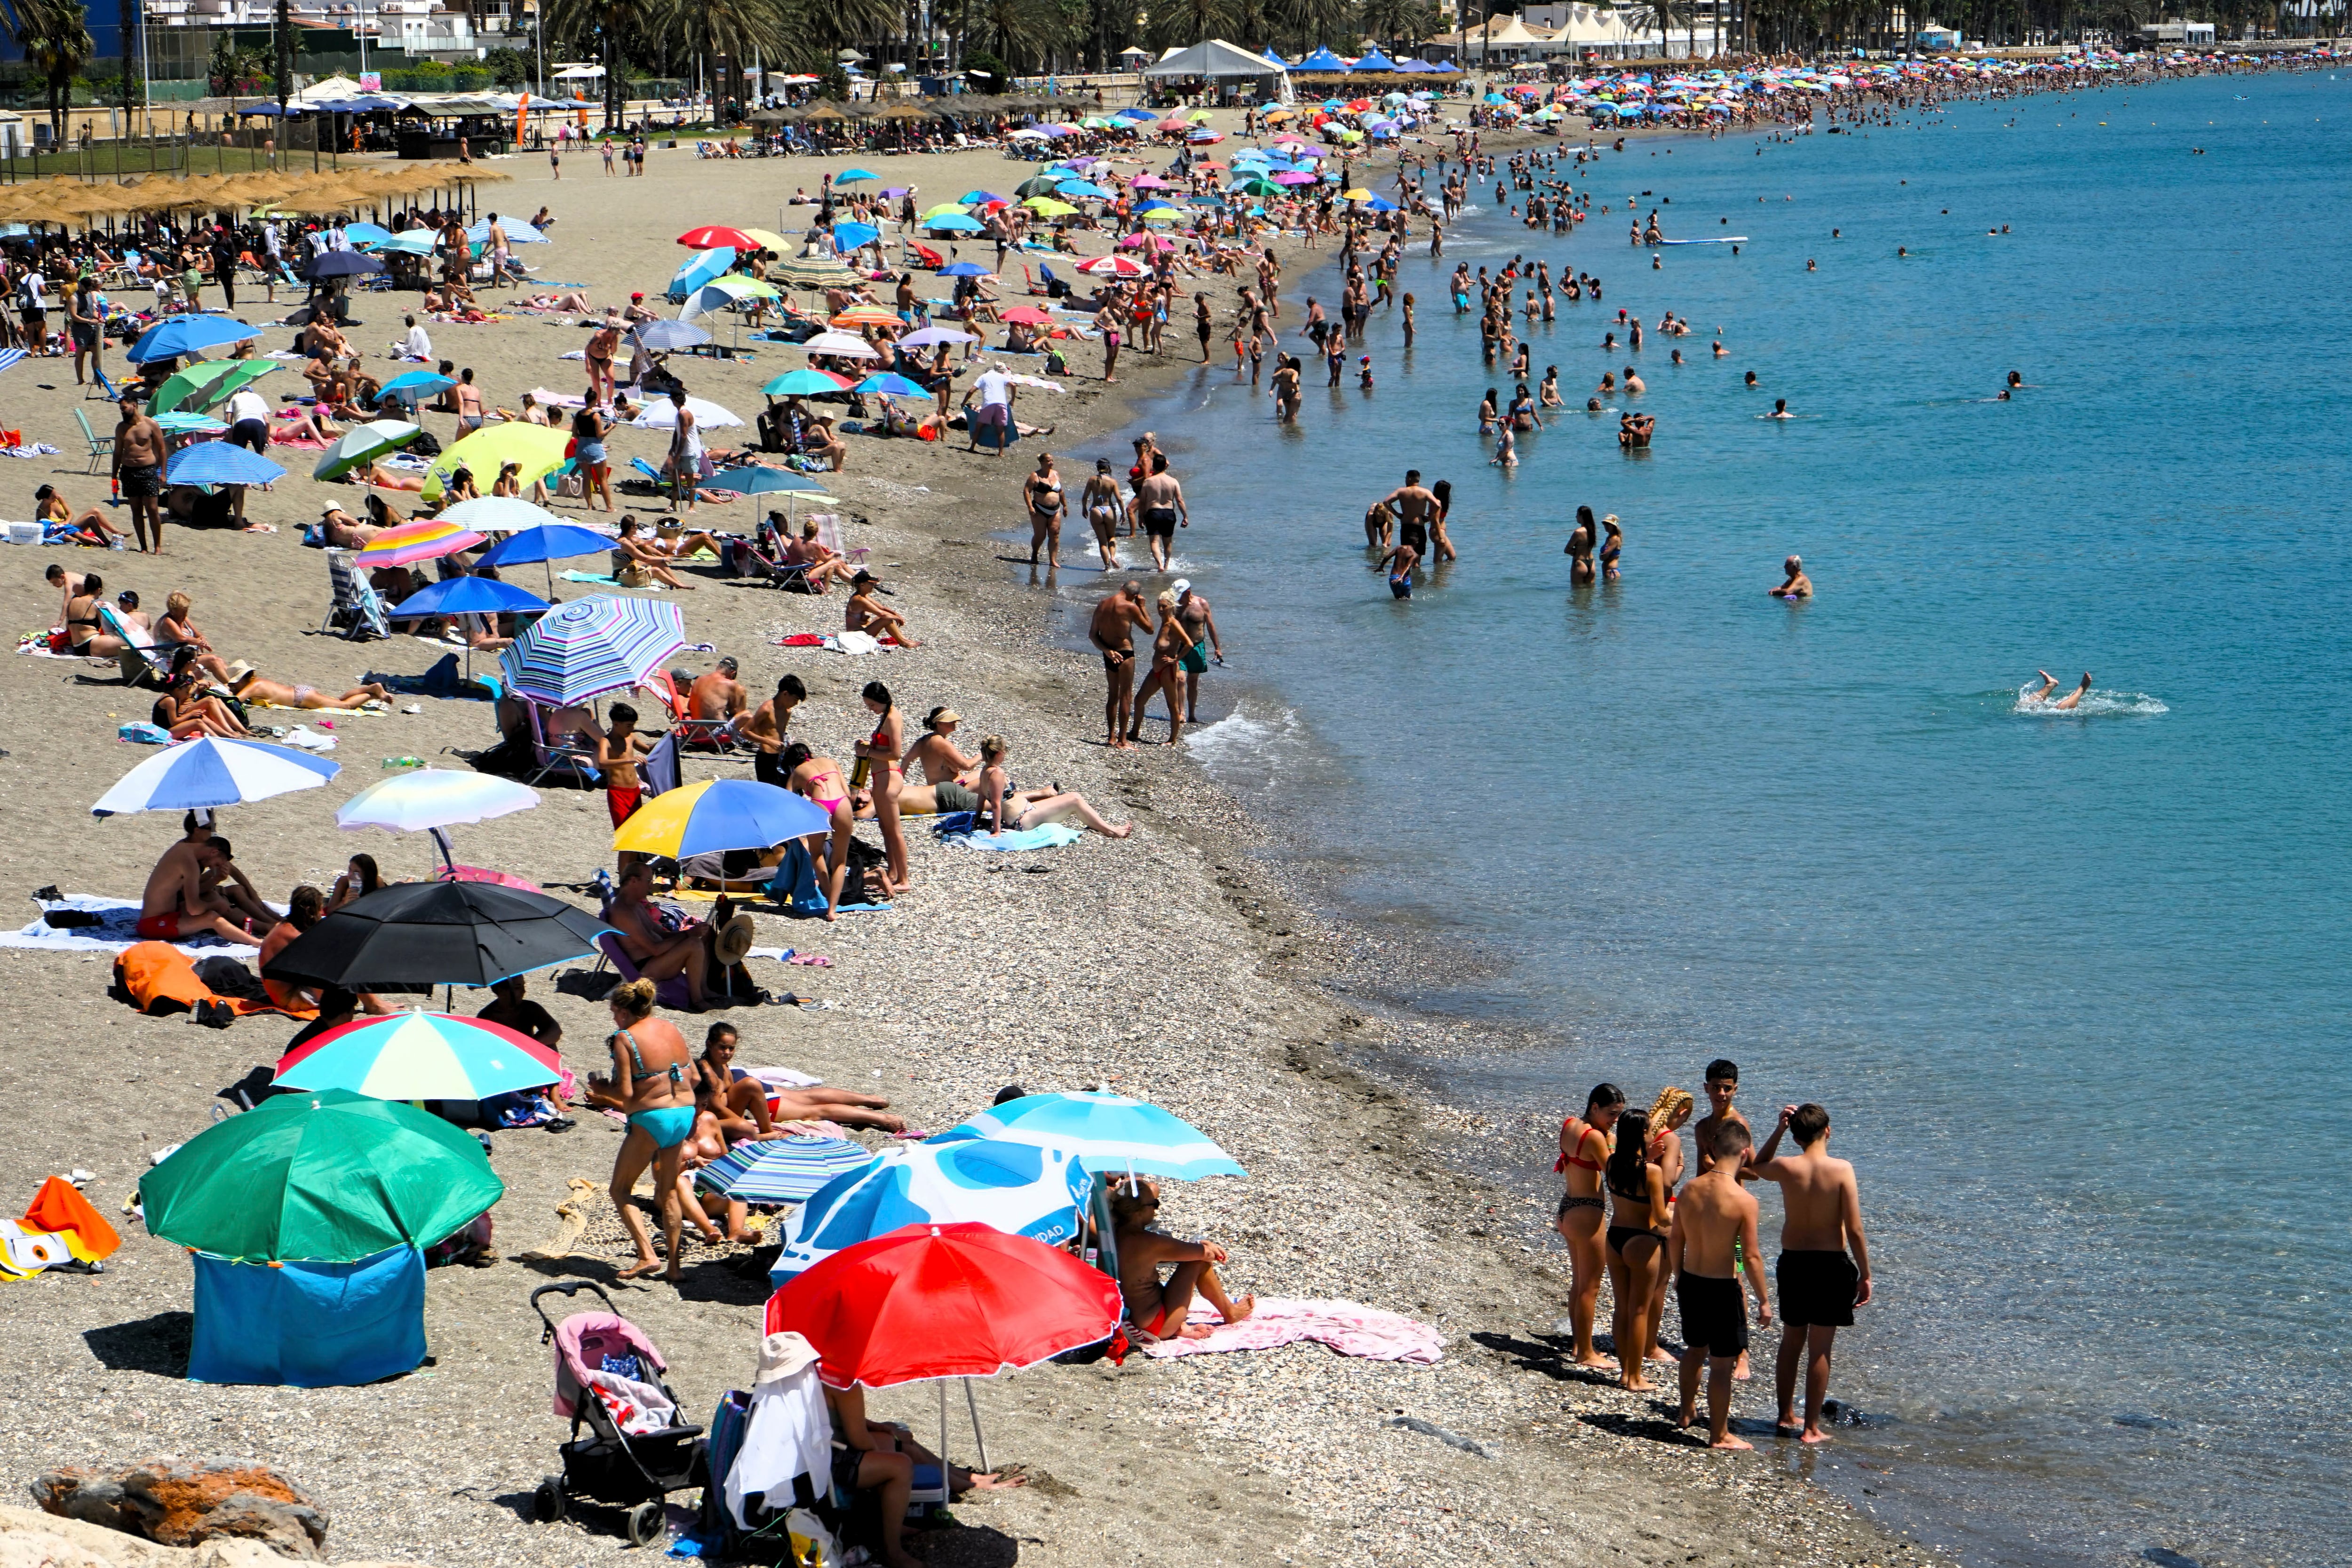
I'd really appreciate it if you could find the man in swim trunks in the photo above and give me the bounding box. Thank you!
[137,814,257,944]
[1377,539,1420,599]
[742,673,805,787]
[1752,1102,1874,1444]
[687,656,750,740]
[1375,470,1438,557]
[1172,579,1222,726]
[1089,580,1154,750]
[111,395,168,555]
[1133,453,1188,572]
[1670,1120,1773,1449]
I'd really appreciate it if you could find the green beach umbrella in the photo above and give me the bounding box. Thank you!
[1015,175,1065,198]
[312,419,424,482]
[140,1089,503,1263]
[151,358,277,417]
[1024,197,1079,217]
[920,203,973,222]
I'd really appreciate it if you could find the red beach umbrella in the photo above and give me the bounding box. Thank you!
[676,226,763,250]
[1000,305,1056,325]
[765,1222,1121,1390]
[1075,254,1149,277]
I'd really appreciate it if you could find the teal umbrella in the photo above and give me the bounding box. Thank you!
[140,1089,503,1263]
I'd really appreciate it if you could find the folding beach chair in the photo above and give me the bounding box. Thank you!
[524,702,604,789]
[72,407,112,474]
[642,668,741,754]
[811,513,867,566]
[321,550,392,641]
[97,604,167,689]
[729,523,812,592]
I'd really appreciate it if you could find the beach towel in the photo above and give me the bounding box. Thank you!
[1138,1298,1444,1364]
[0,895,259,958]
[939,822,1084,853]
[113,941,296,1021]
[22,1175,121,1263]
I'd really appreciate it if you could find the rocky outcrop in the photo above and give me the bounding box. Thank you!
[0,1504,423,1568]
[28,1462,328,1563]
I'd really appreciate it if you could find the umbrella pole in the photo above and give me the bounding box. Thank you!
[938,1380,949,1483]
[964,1377,989,1475]
[429,825,456,875]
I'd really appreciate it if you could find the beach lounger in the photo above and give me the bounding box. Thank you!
[811,513,866,565]
[72,407,112,474]
[524,702,603,789]
[97,604,167,689]
[321,550,392,641]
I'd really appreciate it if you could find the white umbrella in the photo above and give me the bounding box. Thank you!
[800,331,882,359]
[632,396,743,430]
[336,768,540,875]
[438,496,565,532]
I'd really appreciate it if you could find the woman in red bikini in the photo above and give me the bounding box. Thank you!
[1556,1082,1625,1370]
[855,681,911,895]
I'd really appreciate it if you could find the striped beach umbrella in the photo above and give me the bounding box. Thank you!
[91,736,340,817]
[932,1091,1245,1180]
[500,595,686,706]
[697,1136,878,1205]
[272,1009,561,1101]
[612,777,833,858]
[353,518,484,568]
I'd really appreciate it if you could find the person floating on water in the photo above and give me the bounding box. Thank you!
[2025,670,2092,709]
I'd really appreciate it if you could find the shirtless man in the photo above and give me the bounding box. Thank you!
[1133,453,1188,573]
[688,657,749,734]
[1669,1121,1773,1450]
[1769,555,1812,599]
[598,702,650,830]
[845,571,917,647]
[137,815,256,943]
[1172,579,1222,725]
[1693,1058,1757,1378]
[1090,580,1155,749]
[1109,1179,1255,1342]
[1375,470,1438,558]
[741,673,805,788]
[607,858,713,1011]
[111,396,169,555]
[1752,1103,1874,1444]
[2026,670,2093,710]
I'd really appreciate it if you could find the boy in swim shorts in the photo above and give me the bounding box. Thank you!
[1753,1102,1874,1443]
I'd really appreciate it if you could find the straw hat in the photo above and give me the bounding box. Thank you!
[712,914,755,969]
[754,1331,820,1388]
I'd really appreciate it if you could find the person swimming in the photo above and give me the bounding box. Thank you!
[2025,669,2092,710]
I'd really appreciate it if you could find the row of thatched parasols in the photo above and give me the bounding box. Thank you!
[0,161,509,229]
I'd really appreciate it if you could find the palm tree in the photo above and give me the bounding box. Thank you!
[0,0,94,142]
[659,0,791,112]
[542,0,654,128]
[1147,0,1240,49]
[1360,0,1438,51]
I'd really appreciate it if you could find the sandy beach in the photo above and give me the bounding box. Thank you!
[0,124,1953,1567]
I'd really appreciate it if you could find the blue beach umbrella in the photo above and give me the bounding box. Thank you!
[304,250,386,281]
[697,1137,877,1205]
[125,315,258,365]
[467,218,547,245]
[933,1091,1245,1180]
[631,319,712,354]
[91,737,340,817]
[382,576,550,621]
[375,372,455,408]
[500,594,686,705]
[852,372,929,398]
[937,261,993,277]
[343,222,395,245]
[704,467,830,496]
[832,167,879,183]
[833,222,881,253]
[959,189,1010,206]
[475,523,622,569]
[166,442,285,486]
[770,1138,1091,1287]
[153,412,228,435]
[670,247,735,299]
[763,368,851,397]
[1055,180,1113,198]
[924,214,983,233]
[371,231,438,257]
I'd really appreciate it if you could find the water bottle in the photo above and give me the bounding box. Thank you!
[381,755,424,769]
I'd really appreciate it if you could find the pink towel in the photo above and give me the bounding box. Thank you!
[1138,1297,1444,1364]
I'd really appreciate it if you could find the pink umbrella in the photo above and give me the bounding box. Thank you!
[1118,234,1177,251]
[436,864,544,893]
[1272,170,1318,185]
[1129,174,1170,189]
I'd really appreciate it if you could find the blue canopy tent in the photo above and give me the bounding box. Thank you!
[1352,48,1399,71]
[1298,46,1349,70]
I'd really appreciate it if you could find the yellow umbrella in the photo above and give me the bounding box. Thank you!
[1023,197,1079,217]
[1185,109,1214,122]
[739,227,794,252]
[1341,187,1373,201]
[419,424,573,505]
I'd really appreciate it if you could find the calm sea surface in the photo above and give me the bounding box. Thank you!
[1036,70,2351,1568]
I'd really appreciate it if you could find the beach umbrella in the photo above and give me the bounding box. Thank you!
[919,203,972,222]
[924,214,983,234]
[630,319,713,354]
[141,1090,502,1264]
[853,373,929,398]
[959,189,1009,206]
[771,1142,1093,1287]
[612,777,832,859]
[937,261,993,277]
[763,368,854,396]
[151,357,276,416]
[312,419,422,481]
[832,168,879,183]
[375,371,454,408]
[999,306,1054,326]
[1014,176,1064,198]
[1074,254,1148,277]
[475,523,620,568]
[343,221,395,245]
[260,879,612,995]
[335,765,540,871]
[704,466,830,497]
[381,576,548,622]
[669,247,737,300]
[676,225,763,249]
[1023,198,1079,218]
[767,1222,1120,1385]
[682,276,779,325]
[501,595,687,706]
[832,221,881,253]
[371,231,438,256]
[631,396,742,430]
[697,1137,878,1206]
[438,496,564,533]
[154,412,229,435]
[125,314,258,365]
[1054,180,1112,198]
[736,227,794,253]
[91,736,340,818]
[830,304,901,328]
[770,256,861,289]
[467,218,546,245]
[163,441,285,487]
[897,327,975,348]
[271,1010,560,1101]
[801,331,881,359]
[420,424,572,504]
[354,518,484,568]
[932,1091,1244,1180]
[304,250,386,281]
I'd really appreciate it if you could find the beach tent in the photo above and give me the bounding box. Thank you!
[1298,46,1350,71]
[1144,38,1294,103]
[1351,48,1399,71]
[190,1244,426,1386]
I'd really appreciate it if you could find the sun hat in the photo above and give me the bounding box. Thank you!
[754,1330,820,1388]
[712,914,755,969]
[224,661,255,686]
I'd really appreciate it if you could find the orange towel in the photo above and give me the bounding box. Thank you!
[112,941,303,1020]
[22,1176,119,1262]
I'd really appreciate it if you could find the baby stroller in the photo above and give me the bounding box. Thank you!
[531,1282,710,1546]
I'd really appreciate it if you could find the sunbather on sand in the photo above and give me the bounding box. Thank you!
[614,518,699,590]
[845,570,918,646]
[151,658,251,740]
[1110,1179,1255,1342]
[974,735,1130,838]
[137,815,260,943]
[693,1022,905,1137]
[228,665,391,711]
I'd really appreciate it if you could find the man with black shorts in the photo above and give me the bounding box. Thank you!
[1134,453,1188,573]
[18,263,50,354]
[67,277,103,386]
[1670,1120,1772,1449]
[1089,580,1154,750]
[111,395,168,554]
[1753,1102,1873,1444]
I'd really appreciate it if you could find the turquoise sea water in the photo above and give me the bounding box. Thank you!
[1041,71,2349,1568]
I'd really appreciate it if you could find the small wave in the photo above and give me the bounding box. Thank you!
[2013,681,2169,717]
[1183,701,1305,786]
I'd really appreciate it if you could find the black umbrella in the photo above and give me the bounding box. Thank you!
[262,880,612,995]
[305,249,388,281]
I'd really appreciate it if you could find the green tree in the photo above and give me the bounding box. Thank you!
[1359,0,1438,51]
[483,46,531,87]
[1145,0,1239,48]
[542,0,656,127]
[0,0,93,140]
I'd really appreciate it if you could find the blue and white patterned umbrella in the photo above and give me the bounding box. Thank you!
[769,1138,1090,1287]
[697,1136,877,1205]
[932,1092,1244,1180]
[166,441,286,487]
[92,737,341,817]
[499,594,685,706]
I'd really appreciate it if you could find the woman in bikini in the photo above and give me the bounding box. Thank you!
[782,742,860,920]
[1023,452,1066,570]
[1556,1082,1624,1370]
[1599,515,1624,581]
[856,681,912,894]
[64,575,128,658]
[34,484,128,546]
[1604,1105,1670,1392]
[597,979,698,1283]
[155,592,232,682]
[1639,1087,1696,1370]
[974,735,1131,839]
[904,707,981,790]
[151,654,249,739]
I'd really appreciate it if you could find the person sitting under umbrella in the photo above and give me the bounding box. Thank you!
[607,861,716,1011]
[1110,1178,1255,1342]
[827,1380,1024,1568]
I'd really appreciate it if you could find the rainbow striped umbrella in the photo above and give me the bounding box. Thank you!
[271,1009,562,1101]
[697,1136,878,1205]
[353,517,484,568]
[500,594,685,706]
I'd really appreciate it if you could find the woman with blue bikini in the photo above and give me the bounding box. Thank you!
[600,979,698,1284]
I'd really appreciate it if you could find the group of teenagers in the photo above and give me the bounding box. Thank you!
[1555,1059,1873,1448]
